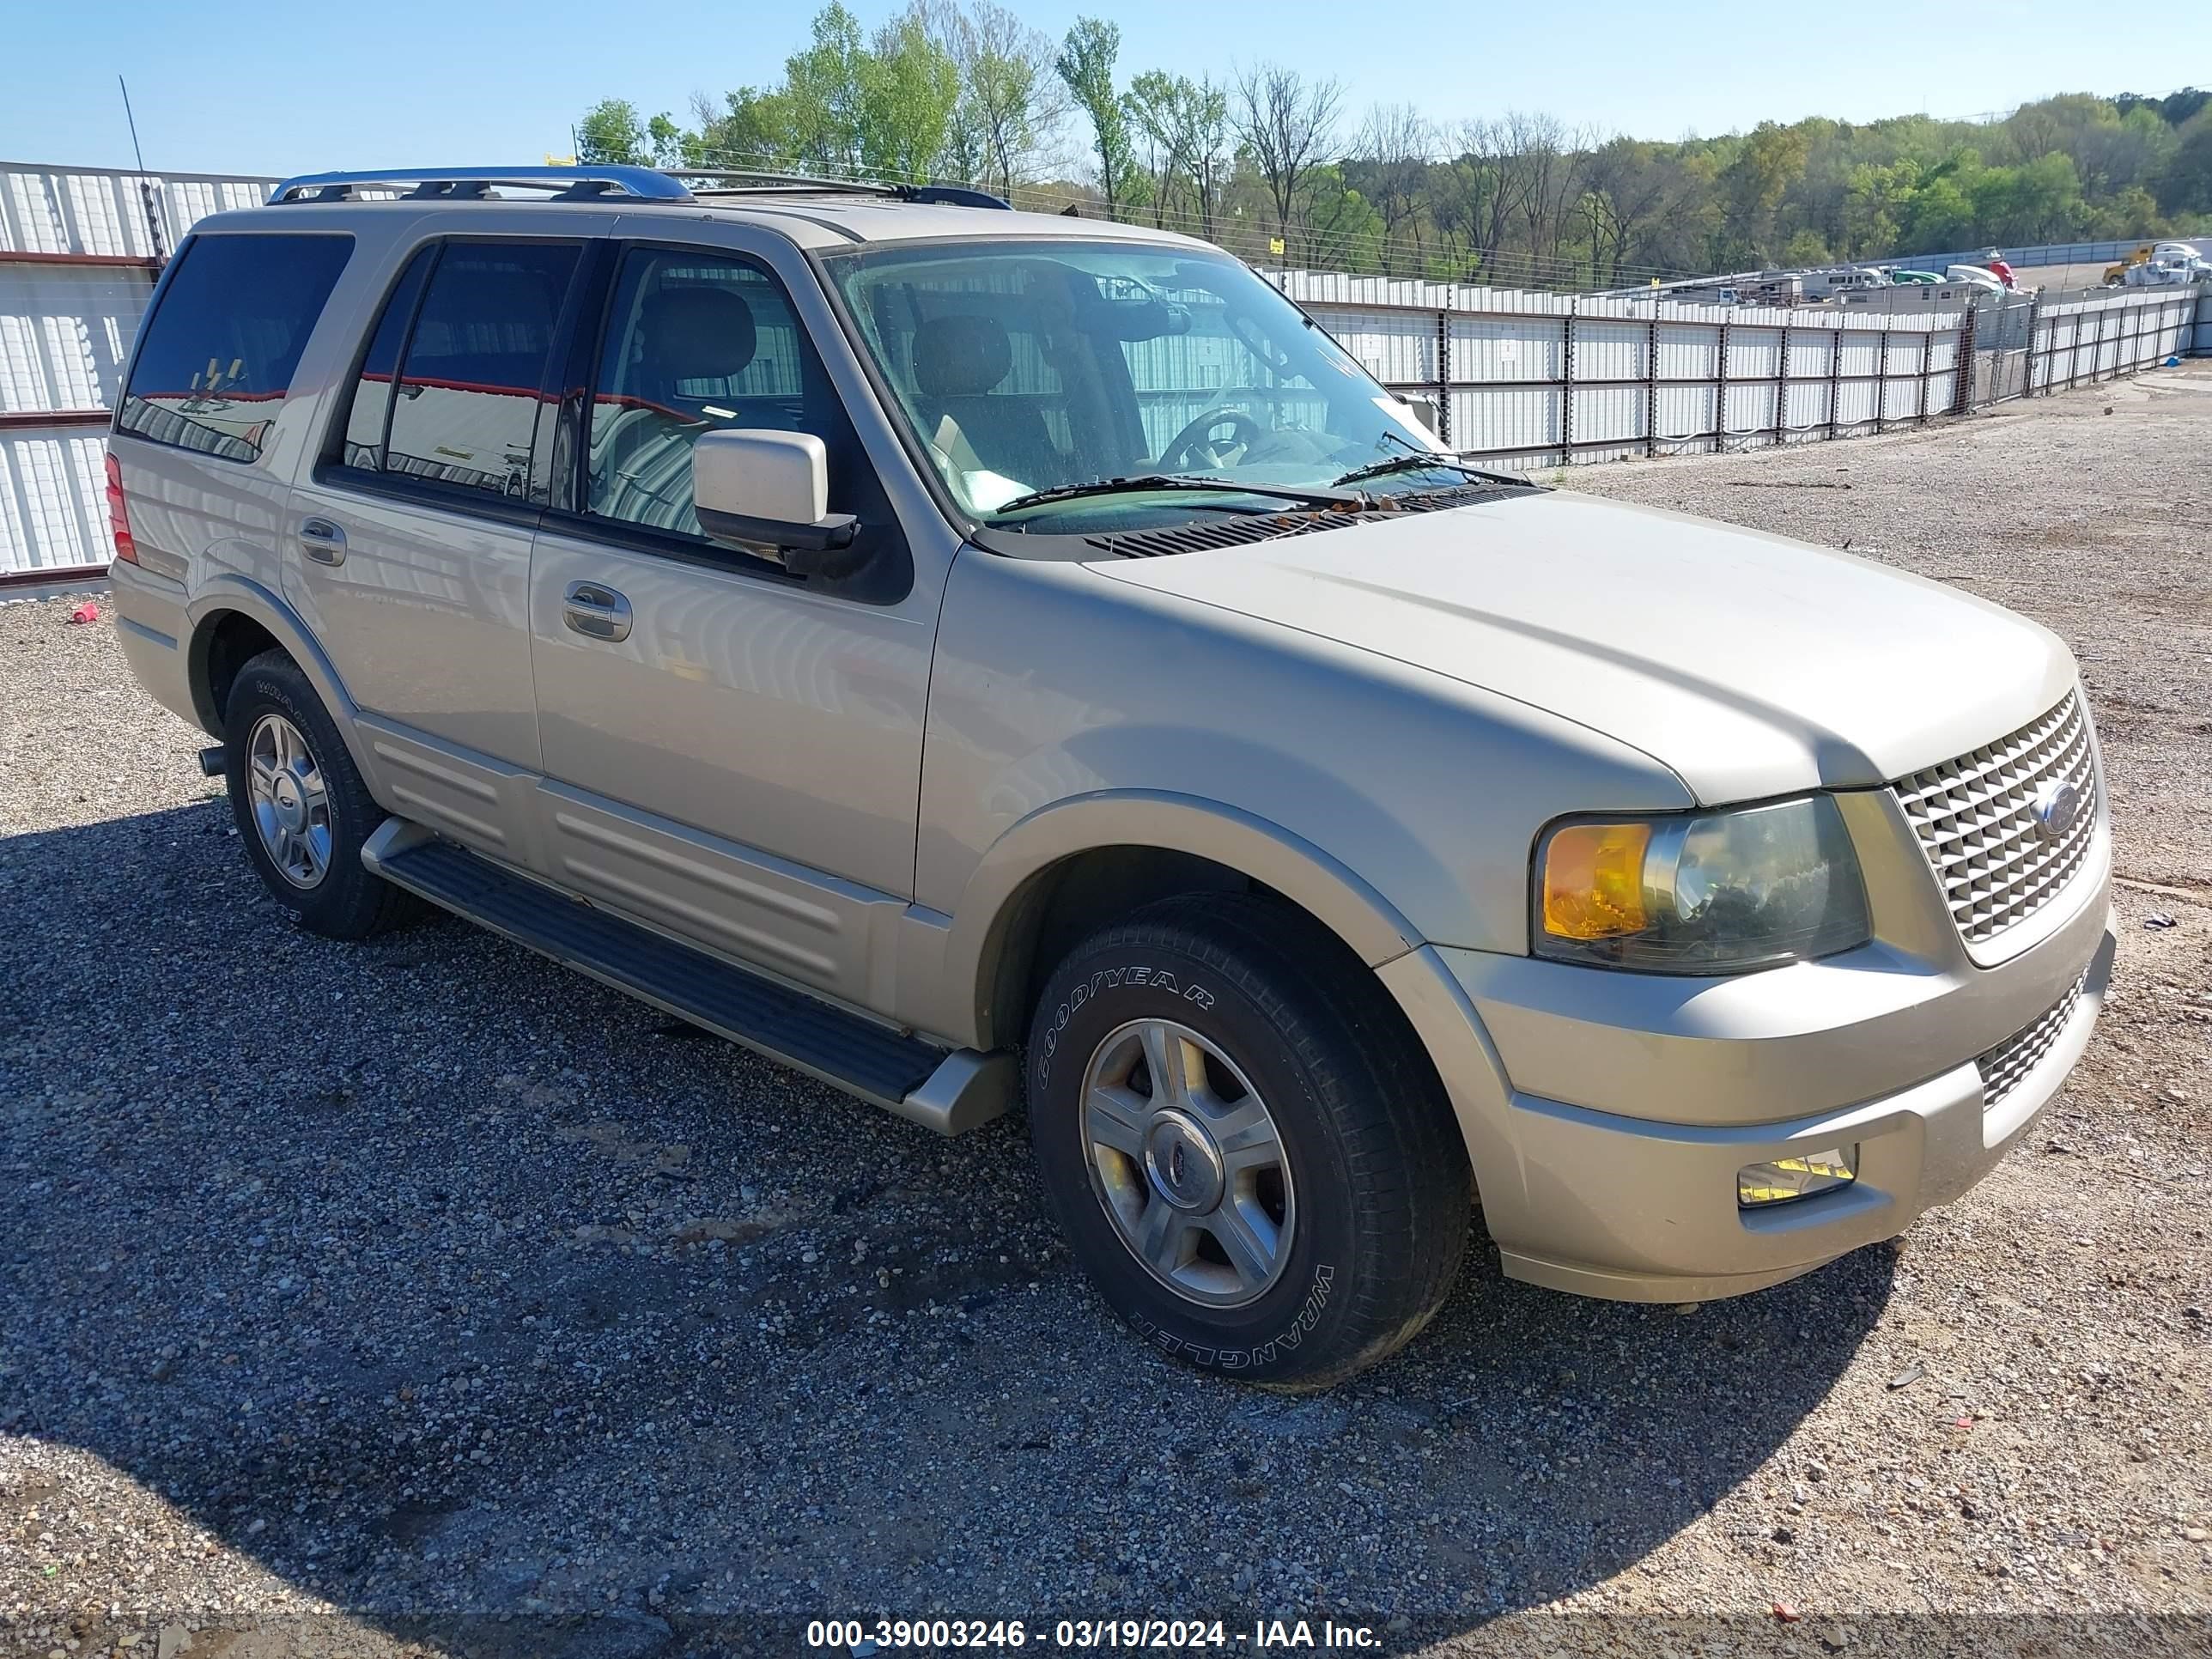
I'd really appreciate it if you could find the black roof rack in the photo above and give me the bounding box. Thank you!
[266,166,1012,211]
[269,166,691,204]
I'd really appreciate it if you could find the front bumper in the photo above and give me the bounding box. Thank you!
[1380,799,2115,1304]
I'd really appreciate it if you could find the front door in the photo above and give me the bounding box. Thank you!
[288,234,590,866]
[526,237,935,1006]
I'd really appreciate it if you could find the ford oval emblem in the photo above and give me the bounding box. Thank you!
[2032,779,2082,842]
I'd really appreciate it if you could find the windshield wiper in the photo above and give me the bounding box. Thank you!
[1330,450,1528,489]
[993,473,1369,517]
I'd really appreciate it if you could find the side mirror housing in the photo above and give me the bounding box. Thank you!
[693,429,866,579]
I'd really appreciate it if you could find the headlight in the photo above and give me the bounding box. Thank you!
[1534,796,1871,972]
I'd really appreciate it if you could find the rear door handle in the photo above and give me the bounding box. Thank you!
[562,580,633,642]
[297,518,347,566]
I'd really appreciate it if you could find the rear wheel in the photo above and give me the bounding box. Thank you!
[1026,893,1469,1390]
[222,649,419,939]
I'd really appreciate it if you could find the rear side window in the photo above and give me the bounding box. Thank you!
[118,233,354,463]
[356,242,581,501]
[338,246,435,468]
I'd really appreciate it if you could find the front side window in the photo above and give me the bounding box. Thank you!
[584,247,852,539]
[117,232,354,462]
[823,239,1441,530]
[363,242,581,500]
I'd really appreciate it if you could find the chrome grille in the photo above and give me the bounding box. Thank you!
[1893,692,2098,949]
[1978,971,2087,1110]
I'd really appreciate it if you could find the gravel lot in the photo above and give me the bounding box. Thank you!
[3,365,2209,1659]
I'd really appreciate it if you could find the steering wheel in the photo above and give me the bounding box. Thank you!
[1161,406,1266,471]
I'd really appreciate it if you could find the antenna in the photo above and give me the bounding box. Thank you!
[118,75,147,172]
[117,76,167,262]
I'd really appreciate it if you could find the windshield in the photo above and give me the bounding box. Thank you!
[821,239,1450,530]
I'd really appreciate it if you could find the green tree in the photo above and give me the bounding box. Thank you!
[859,11,962,181]
[575,100,651,166]
[1780,227,1832,266]
[1904,172,1975,251]
[2156,106,2212,215]
[1717,121,1809,264]
[1840,159,1918,258]
[1056,17,1136,214]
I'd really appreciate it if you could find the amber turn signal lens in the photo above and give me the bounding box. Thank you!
[1540,822,1650,940]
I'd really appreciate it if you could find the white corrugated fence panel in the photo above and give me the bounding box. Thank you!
[1573,319,1646,385]
[1449,314,1562,384]
[1,164,279,257]
[1656,322,1719,381]
[1453,385,1561,458]
[1307,304,1437,387]
[1,265,152,414]
[1654,383,1716,450]
[0,428,109,574]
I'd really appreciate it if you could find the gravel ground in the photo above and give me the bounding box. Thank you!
[3,366,2209,1659]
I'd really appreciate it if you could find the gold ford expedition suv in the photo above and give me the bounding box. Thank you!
[106,166,2114,1389]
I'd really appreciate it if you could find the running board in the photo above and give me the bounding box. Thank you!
[362,821,1012,1135]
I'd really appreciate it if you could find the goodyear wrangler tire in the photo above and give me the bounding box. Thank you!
[1026,893,1469,1390]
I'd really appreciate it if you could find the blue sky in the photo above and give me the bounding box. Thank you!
[9,0,2208,179]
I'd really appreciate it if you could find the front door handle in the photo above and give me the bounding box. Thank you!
[562,580,633,642]
[297,518,347,566]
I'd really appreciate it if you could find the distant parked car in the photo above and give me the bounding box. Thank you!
[1889,268,1943,284]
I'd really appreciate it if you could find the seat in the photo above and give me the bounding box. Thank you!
[592,284,759,531]
[911,313,1062,489]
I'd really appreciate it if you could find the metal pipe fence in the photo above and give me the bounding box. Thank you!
[1,160,2204,582]
[1266,272,2195,468]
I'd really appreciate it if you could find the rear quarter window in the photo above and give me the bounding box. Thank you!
[118,232,355,463]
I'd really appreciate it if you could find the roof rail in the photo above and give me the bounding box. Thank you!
[674,169,896,199]
[267,166,694,205]
[670,169,1011,210]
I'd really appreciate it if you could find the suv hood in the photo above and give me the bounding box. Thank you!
[1085,490,2076,804]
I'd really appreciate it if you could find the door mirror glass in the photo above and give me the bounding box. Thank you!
[692,429,863,577]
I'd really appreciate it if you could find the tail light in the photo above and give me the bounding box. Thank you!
[105,450,138,565]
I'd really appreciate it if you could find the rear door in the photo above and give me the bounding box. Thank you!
[523,230,938,1006]
[109,228,356,592]
[287,230,596,866]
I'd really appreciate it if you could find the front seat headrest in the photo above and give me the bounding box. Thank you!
[639,286,758,385]
[914,313,1013,399]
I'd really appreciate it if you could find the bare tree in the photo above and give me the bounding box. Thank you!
[1504,111,1593,278]
[1437,117,1533,280]
[1355,101,1435,273]
[1174,76,1234,243]
[1581,135,1673,286]
[1231,63,1345,252]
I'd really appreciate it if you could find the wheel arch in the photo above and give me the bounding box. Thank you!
[185,575,373,777]
[939,791,1425,1054]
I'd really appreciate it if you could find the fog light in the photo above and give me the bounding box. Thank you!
[1739,1146,1858,1207]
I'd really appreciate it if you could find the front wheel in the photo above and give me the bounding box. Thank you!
[1025,894,1470,1390]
